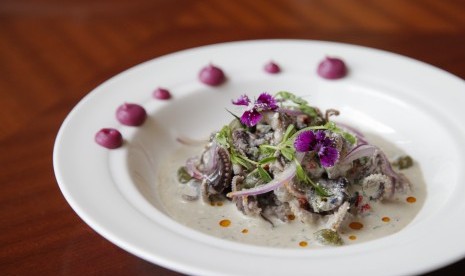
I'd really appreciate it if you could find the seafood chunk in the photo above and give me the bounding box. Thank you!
[362,173,393,201]
[307,178,349,214]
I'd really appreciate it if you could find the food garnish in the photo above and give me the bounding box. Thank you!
[95,128,123,149]
[199,64,226,86]
[153,87,172,100]
[317,57,347,79]
[178,91,412,247]
[264,61,281,74]
[116,103,147,126]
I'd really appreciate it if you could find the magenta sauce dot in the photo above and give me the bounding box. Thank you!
[95,128,123,149]
[264,61,281,74]
[116,103,147,126]
[199,64,225,86]
[153,87,171,100]
[317,57,347,79]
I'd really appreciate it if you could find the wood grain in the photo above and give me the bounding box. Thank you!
[1,0,464,275]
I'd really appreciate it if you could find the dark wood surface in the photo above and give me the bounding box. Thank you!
[1,1,464,275]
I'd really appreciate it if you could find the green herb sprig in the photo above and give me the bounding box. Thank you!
[275,91,319,118]
[259,124,330,196]
[215,124,275,182]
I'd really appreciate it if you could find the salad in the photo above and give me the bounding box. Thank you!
[177,91,412,246]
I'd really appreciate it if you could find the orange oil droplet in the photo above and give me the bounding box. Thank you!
[382,216,391,222]
[219,219,231,227]
[406,196,416,203]
[349,235,357,240]
[287,214,296,221]
[299,241,308,247]
[241,229,249,234]
[349,222,364,230]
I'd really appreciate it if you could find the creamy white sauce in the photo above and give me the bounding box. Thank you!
[156,136,426,248]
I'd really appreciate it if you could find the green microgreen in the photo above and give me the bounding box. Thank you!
[294,160,331,196]
[215,124,276,182]
[257,166,273,182]
[215,125,253,170]
[225,109,244,127]
[258,156,277,165]
[324,121,357,145]
[275,91,318,118]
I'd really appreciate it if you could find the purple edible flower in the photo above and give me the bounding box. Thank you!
[294,130,339,167]
[232,93,278,127]
[232,95,250,106]
[255,93,278,111]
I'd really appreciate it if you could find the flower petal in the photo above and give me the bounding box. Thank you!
[319,146,339,167]
[294,130,316,152]
[240,109,262,127]
[315,130,326,142]
[256,92,278,111]
[232,95,250,106]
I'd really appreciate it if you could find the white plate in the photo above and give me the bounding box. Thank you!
[53,40,465,276]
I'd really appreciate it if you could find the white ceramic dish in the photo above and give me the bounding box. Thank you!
[53,40,465,276]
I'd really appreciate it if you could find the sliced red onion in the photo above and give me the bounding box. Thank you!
[336,122,365,138]
[336,122,368,145]
[379,152,396,177]
[227,163,296,198]
[341,144,378,164]
[340,136,411,196]
[202,141,218,172]
[185,157,204,180]
[277,107,305,116]
[176,136,208,146]
[378,151,411,194]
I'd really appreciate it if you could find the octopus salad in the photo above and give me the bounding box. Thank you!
[176,91,415,246]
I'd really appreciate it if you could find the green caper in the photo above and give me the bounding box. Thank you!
[393,155,413,170]
[177,166,192,183]
[314,229,344,246]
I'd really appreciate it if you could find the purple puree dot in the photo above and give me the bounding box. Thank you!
[116,103,147,126]
[199,64,225,86]
[264,61,281,74]
[317,57,347,80]
[153,87,171,100]
[95,128,123,149]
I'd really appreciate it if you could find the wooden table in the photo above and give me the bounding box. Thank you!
[1,0,464,275]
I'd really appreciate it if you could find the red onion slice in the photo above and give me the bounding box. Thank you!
[341,144,378,164]
[336,122,368,145]
[276,107,305,116]
[227,163,296,198]
[202,142,219,172]
[185,157,204,180]
[176,136,209,146]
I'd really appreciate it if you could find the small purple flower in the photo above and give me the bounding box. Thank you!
[232,95,250,106]
[232,93,278,127]
[255,93,278,111]
[294,130,339,167]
